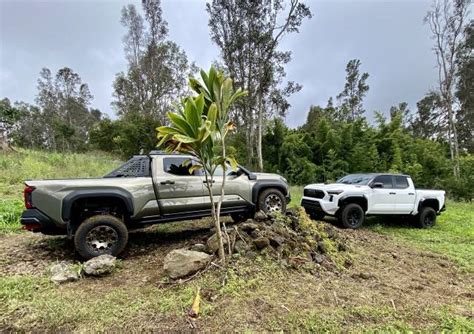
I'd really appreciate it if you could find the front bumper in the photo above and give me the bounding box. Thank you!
[20,209,65,235]
[301,197,339,215]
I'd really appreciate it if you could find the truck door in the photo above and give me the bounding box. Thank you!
[394,175,415,214]
[201,165,251,211]
[153,157,207,215]
[368,175,396,213]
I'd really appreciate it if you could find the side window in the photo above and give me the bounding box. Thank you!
[213,164,234,176]
[394,176,409,189]
[163,158,199,176]
[373,175,393,188]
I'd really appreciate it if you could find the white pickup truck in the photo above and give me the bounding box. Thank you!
[301,173,445,229]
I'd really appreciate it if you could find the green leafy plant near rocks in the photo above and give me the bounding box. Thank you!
[157,66,247,262]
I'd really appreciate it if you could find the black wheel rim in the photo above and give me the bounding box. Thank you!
[86,225,118,254]
[424,212,435,227]
[348,209,361,227]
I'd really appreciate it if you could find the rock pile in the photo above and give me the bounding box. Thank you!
[193,207,350,272]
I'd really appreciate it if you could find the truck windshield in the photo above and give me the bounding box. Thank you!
[336,174,373,185]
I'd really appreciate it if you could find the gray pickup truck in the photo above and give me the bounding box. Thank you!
[21,151,290,259]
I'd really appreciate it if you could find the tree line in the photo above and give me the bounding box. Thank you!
[0,0,472,200]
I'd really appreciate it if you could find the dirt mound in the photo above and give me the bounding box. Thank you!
[204,207,351,273]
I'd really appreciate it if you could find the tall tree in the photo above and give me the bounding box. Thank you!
[456,20,474,153]
[336,59,370,121]
[424,0,471,177]
[113,0,194,124]
[207,0,311,170]
[0,98,22,151]
[409,92,442,139]
[35,67,100,151]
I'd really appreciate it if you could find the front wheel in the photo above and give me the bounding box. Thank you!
[74,215,128,260]
[339,203,365,229]
[418,207,437,228]
[258,188,287,214]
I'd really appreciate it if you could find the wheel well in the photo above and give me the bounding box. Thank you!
[338,196,368,213]
[70,196,129,225]
[257,185,287,200]
[419,198,439,212]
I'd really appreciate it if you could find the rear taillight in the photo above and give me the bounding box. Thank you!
[23,185,35,209]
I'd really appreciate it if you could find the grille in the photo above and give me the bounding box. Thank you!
[304,189,325,199]
[105,157,150,177]
[301,199,322,210]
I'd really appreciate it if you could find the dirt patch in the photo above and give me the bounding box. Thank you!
[0,219,472,332]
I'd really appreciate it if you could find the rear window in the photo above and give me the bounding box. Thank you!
[163,157,200,176]
[394,176,409,189]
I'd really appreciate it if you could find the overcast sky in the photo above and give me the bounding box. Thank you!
[1,0,444,127]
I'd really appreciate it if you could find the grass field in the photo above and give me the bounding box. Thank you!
[0,150,473,331]
[0,148,121,233]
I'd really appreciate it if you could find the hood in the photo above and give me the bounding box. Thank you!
[253,172,287,182]
[305,183,369,191]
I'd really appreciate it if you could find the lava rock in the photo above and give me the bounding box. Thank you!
[253,237,270,250]
[83,255,117,276]
[190,243,207,253]
[163,249,212,279]
[254,211,268,221]
[268,234,285,248]
[312,253,325,264]
[240,221,259,232]
[206,233,227,254]
[50,262,80,284]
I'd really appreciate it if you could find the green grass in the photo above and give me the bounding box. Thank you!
[366,201,474,272]
[0,148,121,234]
[289,185,303,208]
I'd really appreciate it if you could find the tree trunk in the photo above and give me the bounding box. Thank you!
[257,94,264,171]
[204,171,225,262]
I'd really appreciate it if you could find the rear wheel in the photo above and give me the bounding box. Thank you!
[74,215,128,260]
[339,203,365,229]
[418,206,437,228]
[258,188,286,214]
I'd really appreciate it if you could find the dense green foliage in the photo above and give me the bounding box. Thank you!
[248,107,473,200]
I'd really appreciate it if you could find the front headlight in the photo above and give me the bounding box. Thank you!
[327,190,343,195]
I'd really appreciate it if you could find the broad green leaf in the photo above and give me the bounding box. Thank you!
[168,112,195,137]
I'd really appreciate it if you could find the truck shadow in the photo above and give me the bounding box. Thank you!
[318,215,417,229]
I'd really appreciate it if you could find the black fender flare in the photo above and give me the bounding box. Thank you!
[417,197,440,213]
[251,180,289,204]
[338,195,368,212]
[61,188,134,221]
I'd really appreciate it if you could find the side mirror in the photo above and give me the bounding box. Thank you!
[248,173,257,181]
[371,182,384,189]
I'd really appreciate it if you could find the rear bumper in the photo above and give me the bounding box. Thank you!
[20,209,65,235]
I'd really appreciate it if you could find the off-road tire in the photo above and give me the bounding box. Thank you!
[339,203,365,229]
[74,215,128,260]
[310,211,325,221]
[258,188,286,214]
[417,206,437,228]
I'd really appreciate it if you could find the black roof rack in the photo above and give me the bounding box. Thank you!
[148,150,183,155]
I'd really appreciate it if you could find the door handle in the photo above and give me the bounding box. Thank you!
[389,192,396,195]
[203,180,215,184]
[408,193,415,195]
[160,180,175,185]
